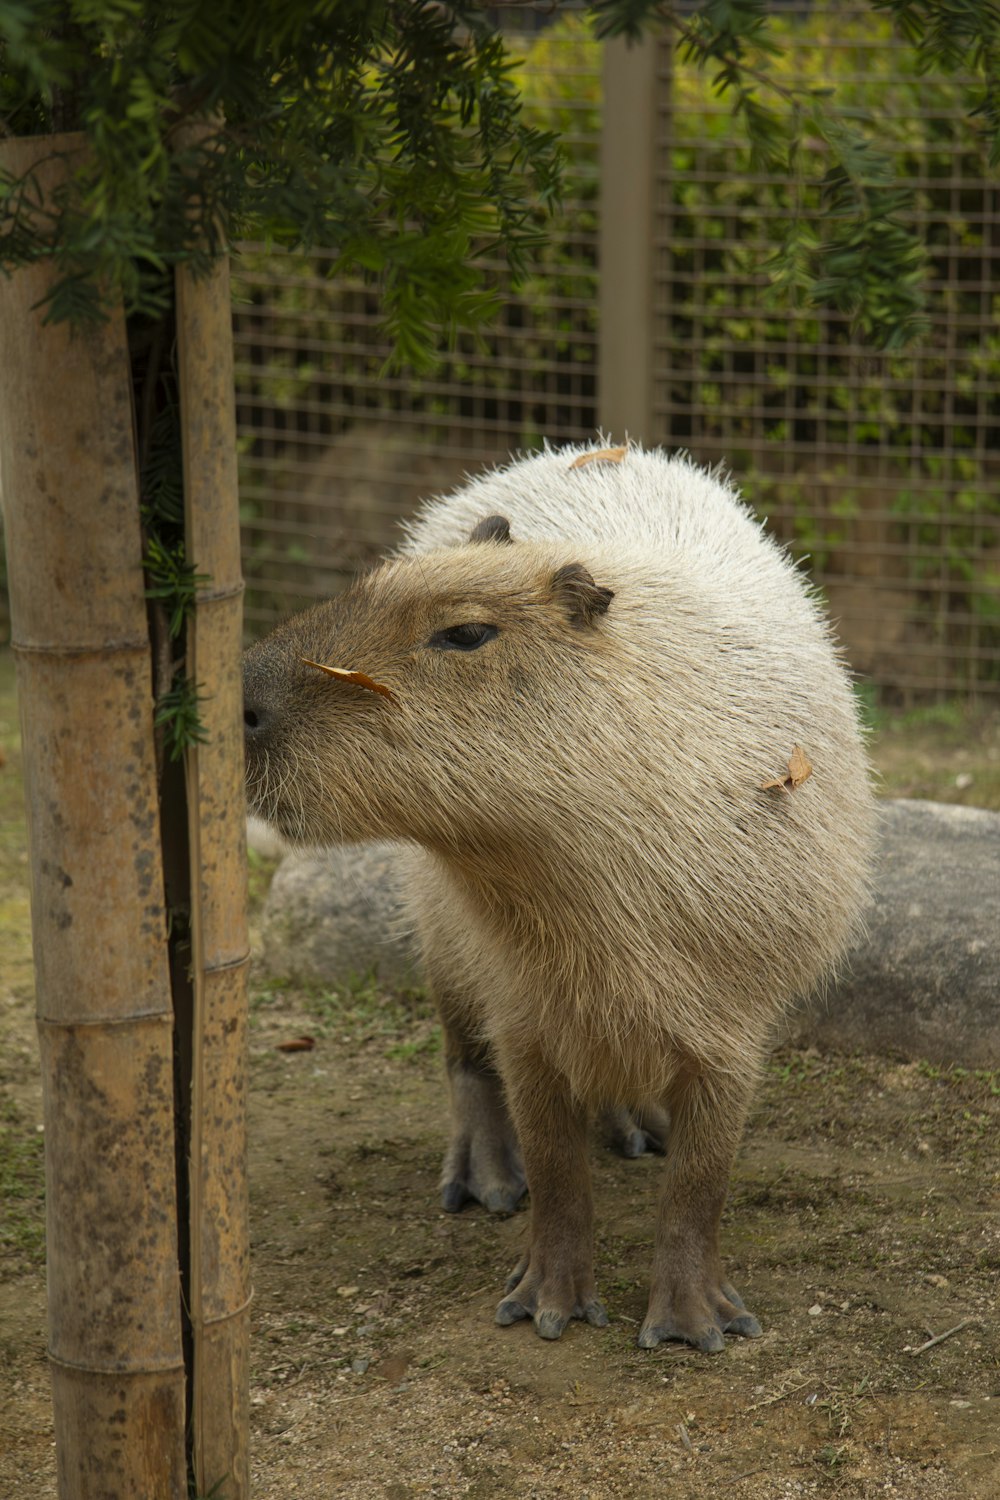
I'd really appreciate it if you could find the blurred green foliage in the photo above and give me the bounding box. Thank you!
[0,0,562,367]
[2,3,997,688]
[234,9,998,686]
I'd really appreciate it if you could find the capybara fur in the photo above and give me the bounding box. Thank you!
[243,442,876,1351]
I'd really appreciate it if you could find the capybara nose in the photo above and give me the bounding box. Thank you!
[243,699,270,741]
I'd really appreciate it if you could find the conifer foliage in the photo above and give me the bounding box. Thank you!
[0,1,564,366]
[2,3,997,353]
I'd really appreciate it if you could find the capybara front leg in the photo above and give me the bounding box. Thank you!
[640,1064,762,1353]
[494,1044,607,1341]
[437,996,526,1215]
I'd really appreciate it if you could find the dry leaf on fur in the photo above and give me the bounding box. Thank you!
[760,745,813,793]
[569,445,628,469]
[302,657,398,703]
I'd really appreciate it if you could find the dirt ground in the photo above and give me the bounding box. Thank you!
[1,648,999,1498]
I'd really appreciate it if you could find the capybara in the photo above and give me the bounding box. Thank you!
[243,442,876,1351]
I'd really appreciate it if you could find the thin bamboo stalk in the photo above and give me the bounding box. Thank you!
[598,33,661,446]
[0,134,187,1498]
[176,241,252,1498]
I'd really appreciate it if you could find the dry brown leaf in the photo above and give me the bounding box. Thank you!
[787,744,812,787]
[276,1035,316,1053]
[760,744,813,793]
[569,445,628,470]
[302,657,398,703]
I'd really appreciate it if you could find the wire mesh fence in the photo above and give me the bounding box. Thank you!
[231,6,999,702]
[650,10,1000,702]
[232,12,601,633]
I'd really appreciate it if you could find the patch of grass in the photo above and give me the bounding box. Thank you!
[813,1442,849,1469]
[0,1102,45,1272]
[893,701,969,733]
[869,700,1000,809]
[302,972,428,1029]
[249,975,289,1016]
[247,845,281,920]
[387,1030,442,1063]
[916,1060,1000,1096]
[309,977,434,1056]
[764,1048,870,1096]
[250,971,435,1059]
[819,1377,873,1439]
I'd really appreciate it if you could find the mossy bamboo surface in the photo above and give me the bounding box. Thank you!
[0,134,187,1498]
[176,247,252,1499]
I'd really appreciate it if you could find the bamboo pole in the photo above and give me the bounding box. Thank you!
[0,134,187,1498]
[598,34,661,445]
[176,240,252,1498]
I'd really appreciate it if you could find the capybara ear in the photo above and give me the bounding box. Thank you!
[469,514,513,546]
[549,563,615,627]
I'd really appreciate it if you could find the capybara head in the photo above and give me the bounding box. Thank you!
[242,517,614,850]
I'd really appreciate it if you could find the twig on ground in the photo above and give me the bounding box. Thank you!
[906,1317,975,1355]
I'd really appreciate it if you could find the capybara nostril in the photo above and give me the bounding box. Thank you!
[243,702,265,735]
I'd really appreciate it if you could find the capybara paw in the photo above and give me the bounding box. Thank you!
[440,1173,525,1215]
[495,1293,608,1341]
[495,1262,607,1340]
[638,1279,761,1353]
[439,1133,526,1216]
[600,1104,670,1159]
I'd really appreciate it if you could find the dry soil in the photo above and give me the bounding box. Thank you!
[1,651,998,1498]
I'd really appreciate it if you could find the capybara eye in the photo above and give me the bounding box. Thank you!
[427,622,499,651]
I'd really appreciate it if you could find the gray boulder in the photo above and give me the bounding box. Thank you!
[787,799,999,1065]
[257,800,999,1064]
[258,840,418,989]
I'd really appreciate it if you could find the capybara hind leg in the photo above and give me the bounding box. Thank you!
[440,1051,526,1214]
[494,1044,607,1341]
[600,1103,670,1159]
[437,1001,525,1215]
[640,1064,761,1354]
